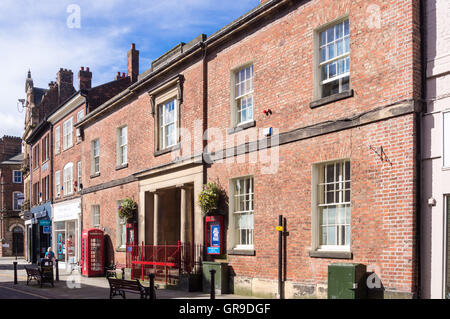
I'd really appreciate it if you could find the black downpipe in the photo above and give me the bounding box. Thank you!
[278,215,283,299]
[416,0,427,299]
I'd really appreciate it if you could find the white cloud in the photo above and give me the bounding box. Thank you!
[0,0,259,138]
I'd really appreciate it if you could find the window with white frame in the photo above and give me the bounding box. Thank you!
[77,109,85,123]
[444,112,450,168]
[117,126,128,166]
[55,126,60,154]
[234,65,254,125]
[318,19,350,99]
[13,192,24,211]
[55,170,61,198]
[158,99,177,150]
[13,170,22,183]
[92,205,100,228]
[77,162,82,192]
[316,160,351,249]
[63,163,74,196]
[117,200,127,248]
[232,177,254,249]
[91,139,100,175]
[63,117,73,150]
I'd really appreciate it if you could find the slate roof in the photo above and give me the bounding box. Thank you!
[0,153,24,165]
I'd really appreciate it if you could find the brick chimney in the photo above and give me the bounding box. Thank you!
[0,136,22,162]
[56,68,75,103]
[127,43,139,83]
[57,68,73,87]
[78,66,92,90]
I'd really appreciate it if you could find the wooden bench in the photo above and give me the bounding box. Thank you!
[105,263,126,279]
[107,277,156,299]
[25,266,54,288]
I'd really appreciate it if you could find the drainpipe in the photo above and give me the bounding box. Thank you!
[49,122,54,253]
[201,41,208,185]
[417,0,427,299]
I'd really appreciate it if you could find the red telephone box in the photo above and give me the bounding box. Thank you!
[126,223,138,246]
[81,229,104,277]
[205,215,224,255]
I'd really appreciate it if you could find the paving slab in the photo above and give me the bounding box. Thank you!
[0,257,257,299]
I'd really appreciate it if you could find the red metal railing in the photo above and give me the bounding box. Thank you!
[126,241,203,284]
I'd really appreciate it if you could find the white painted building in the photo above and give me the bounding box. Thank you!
[421,0,450,299]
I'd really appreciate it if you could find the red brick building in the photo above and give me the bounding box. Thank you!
[48,63,133,270]
[25,68,76,263]
[74,0,421,298]
[0,136,24,257]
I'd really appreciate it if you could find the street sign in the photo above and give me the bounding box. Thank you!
[39,219,51,226]
[276,226,283,232]
[43,226,51,234]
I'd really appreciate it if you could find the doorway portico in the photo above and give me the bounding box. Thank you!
[135,159,204,248]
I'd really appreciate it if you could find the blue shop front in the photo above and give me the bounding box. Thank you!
[26,202,52,263]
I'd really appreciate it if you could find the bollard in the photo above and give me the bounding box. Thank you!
[210,269,216,300]
[149,273,156,299]
[121,268,125,280]
[13,261,18,285]
[55,259,59,282]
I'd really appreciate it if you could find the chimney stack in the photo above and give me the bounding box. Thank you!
[127,43,139,83]
[56,68,75,104]
[56,68,73,87]
[78,66,92,90]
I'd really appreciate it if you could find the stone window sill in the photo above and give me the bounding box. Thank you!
[310,89,354,109]
[154,143,181,157]
[90,172,100,179]
[116,247,126,253]
[309,250,353,259]
[227,249,256,256]
[227,120,256,135]
[115,163,128,171]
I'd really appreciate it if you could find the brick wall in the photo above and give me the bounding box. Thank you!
[52,104,85,203]
[206,114,417,296]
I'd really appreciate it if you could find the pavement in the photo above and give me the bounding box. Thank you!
[0,257,256,300]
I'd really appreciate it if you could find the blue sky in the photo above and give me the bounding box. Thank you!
[0,0,260,138]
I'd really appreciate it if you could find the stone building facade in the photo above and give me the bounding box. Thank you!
[0,136,24,257]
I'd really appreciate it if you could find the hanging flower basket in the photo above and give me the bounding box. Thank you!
[118,198,137,222]
[198,182,222,216]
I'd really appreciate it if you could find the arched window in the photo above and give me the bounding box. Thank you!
[13,226,23,233]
